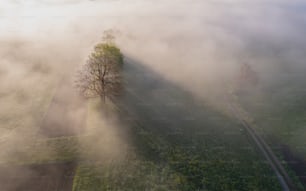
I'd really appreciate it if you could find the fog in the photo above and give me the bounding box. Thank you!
[0,0,306,188]
[1,0,306,96]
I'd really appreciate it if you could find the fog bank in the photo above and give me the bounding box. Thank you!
[1,0,306,166]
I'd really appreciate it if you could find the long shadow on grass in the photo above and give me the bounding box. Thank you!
[119,57,234,156]
[115,57,283,191]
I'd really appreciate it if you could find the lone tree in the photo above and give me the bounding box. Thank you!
[239,63,258,86]
[76,34,123,102]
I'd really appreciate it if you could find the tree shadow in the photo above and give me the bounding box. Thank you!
[116,57,306,190]
[119,56,225,145]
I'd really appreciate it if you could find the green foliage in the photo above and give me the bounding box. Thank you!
[75,32,123,101]
[91,43,123,66]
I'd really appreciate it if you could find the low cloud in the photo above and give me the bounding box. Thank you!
[0,0,306,184]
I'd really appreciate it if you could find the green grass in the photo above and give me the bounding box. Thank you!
[237,84,306,157]
[235,78,306,190]
[1,61,298,190]
[61,88,283,191]
[70,61,284,191]
[73,159,180,191]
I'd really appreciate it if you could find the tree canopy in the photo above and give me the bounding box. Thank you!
[76,36,123,102]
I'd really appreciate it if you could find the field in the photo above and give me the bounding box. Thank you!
[0,60,304,190]
[236,71,306,189]
[0,162,76,191]
[71,60,285,191]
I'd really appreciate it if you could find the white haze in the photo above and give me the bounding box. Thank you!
[0,0,306,164]
[1,0,306,92]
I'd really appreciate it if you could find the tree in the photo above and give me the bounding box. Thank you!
[239,63,258,86]
[75,35,123,102]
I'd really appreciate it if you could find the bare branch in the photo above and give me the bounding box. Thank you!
[75,38,123,102]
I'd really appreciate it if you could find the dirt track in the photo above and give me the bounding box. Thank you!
[227,100,296,191]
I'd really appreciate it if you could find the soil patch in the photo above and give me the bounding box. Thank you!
[0,162,77,191]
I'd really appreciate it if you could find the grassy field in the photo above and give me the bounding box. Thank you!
[72,108,283,191]
[2,61,303,190]
[0,71,59,165]
[235,72,306,189]
[71,61,284,191]
[236,73,306,155]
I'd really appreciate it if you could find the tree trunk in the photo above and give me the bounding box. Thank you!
[101,80,106,103]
